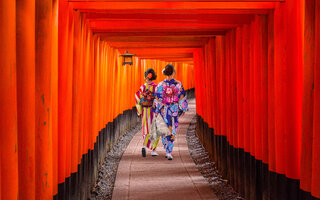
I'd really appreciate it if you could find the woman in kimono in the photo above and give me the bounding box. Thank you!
[135,68,160,157]
[153,64,189,160]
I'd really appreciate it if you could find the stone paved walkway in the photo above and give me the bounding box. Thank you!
[112,99,218,200]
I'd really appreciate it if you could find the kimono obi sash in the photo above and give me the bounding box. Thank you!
[162,85,179,104]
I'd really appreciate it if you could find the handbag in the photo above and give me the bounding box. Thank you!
[150,115,171,141]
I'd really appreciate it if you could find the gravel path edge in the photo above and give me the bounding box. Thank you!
[186,115,244,200]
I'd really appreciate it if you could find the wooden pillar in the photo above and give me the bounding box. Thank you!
[242,24,250,153]
[260,14,269,164]
[51,0,59,196]
[0,1,19,199]
[0,157,1,199]
[284,0,303,180]
[236,27,244,149]
[311,1,320,198]
[231,29,237,148]
[193,49,202,116]
[89,32,95,150]
[267,12,276,173]
[225,32,231,143]
[72,9,81,175]
[16,0,36,199]
[92,35,99,146]
[249,21,255,156]
[300,0,315,192]
[58,0,70,185]
[35,0,53,198]
[215,37,222,135]
[220,36,226,137]
[249,20,257,200]
[211,38,217,131]
[253,16,262,161]
[230,28,238,190]
[274,2,287,176]
[65,8,74,180]
[242,24,251,200]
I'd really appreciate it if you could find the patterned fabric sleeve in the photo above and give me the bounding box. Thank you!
[177,82,188,116]
[135,85,145,104]
[135,85,145,115]
[153,82,164,114]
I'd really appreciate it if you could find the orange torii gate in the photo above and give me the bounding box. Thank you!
[0,0,320,200]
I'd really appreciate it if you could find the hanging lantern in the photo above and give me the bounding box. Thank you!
[120,51,135,66]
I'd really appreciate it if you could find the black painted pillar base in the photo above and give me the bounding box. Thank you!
[195,115,320,200]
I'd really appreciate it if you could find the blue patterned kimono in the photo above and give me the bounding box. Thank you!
[153,79,189,154]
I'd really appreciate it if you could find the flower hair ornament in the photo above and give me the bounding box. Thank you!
[147,73,153,79]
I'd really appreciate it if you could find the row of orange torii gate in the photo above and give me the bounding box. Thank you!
[0,0,320,200]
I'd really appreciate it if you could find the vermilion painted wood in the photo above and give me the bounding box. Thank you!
[193,49,203,117]
[0,1,19,199]
[7,0,320,197]
[52,0,59,195]
[69,0,283,2]
[106,44,113,124]
[300,0,315,191]
[72,9,81,174]
[68,4,76,175]
[35,0,53,198]
[91,35,99,147]
[89,21,239,30]
[80,13,86,159]
[100,36,206,43]
[119,48,195,55]
[242,24,250,152]
[137,52,194,57]
[215,37,222,135]
[16,0,36,199]
[89,34,95,149]
[207,38,216,128]
[249,21,255,155]
[86,13,254,23]
[267,12,276,172]
[219,36,227,137]
[0,156,1,199]
[236,26,243,149]
[97,31,226,37]
[230,29,237,148]
[153,58,194,61]
[107,42,202,49]
[96,30,228,36]
[86,21,93,153]
[58,0,70,184]
[225,32,231,142]
[253,16,262,160]
[311,1,320,198]
[227,30,233,145]
[70,2,277,10]
[80,9,272,15]
[284,0,303,180]
[200,47,205,119]
[212,38,217,129]
[205,40,211,126]
[260,15,268,164]
[274,2,288,175]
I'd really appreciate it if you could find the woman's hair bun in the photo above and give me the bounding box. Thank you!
[163,64,175,76]
[145,68,157,81]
